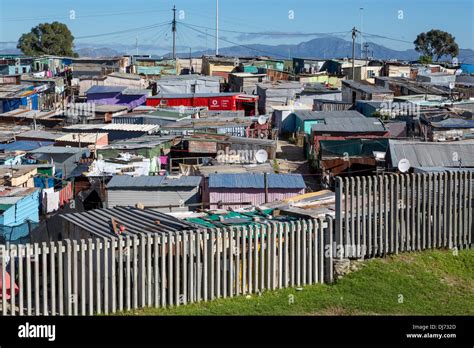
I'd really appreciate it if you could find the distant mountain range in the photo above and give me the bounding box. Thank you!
[178,37,474,64]
[1,36,473,64]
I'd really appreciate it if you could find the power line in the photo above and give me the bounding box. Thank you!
[360,31,413,45]
[78,24,165,46]
[180,22,350,38]
[180,22,301,59]
[2,8,171,22]
[75,21,171,40]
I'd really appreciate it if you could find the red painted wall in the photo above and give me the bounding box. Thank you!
[146,94,256,111]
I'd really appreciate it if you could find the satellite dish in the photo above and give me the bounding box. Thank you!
[398,158,410,173]
[452,57,458,65]
[449,82,455,90]
[257,115,267,125]
[255,149,268,164]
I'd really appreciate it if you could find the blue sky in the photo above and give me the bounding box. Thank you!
[0,0,473,52]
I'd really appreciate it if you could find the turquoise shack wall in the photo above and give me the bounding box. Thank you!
[0,190,39,242]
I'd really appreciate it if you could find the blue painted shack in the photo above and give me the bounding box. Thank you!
[293,111,326,135]
[460,64,474,75]
[0,84,38,113]
[0,186,39,243]
[86,85,150,110]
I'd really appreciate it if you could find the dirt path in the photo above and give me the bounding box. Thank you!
[275,140,319,191]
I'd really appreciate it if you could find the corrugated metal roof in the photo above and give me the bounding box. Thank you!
[107,175,202,189]
[56,133,108,143]
[108,72,142,80]
[157,74,221,82]
[60,206,197,237]
[16,130,66,140]
[100,135,176,150]
[0,140,54,151]
[294,110,365,121]
[413,166,474,173]
[311,116,386,133]
[93,104,129,113]
[0,186,37,198]
[208,173,306,189]
[389,140,474,168]
[86,85,127,94]
[63,123,160,132]
[431,118,474,129]
[342,80,393,94]
[313,98,353,105]
[103,124,159,132]
[29,146,84,154]
[121,88,152,96]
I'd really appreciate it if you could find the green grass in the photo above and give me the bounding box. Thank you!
[121,248,474,316]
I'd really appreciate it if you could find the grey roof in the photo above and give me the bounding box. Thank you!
[208,173,306,189]
[86,85,127,94]
[313,99,353,105]
[63,123,159,132]
[157,74,221,82]
[60,206,197,238]
[256,82,303,90]
[430,118,474,129]
[108,72,143,80]
[413,166,474,173]
[342,80,393,94]
[311,116,386,133]
[148,109,195,118]
[107,175,202,189]
[198,163,275,177]
[17,130,66,140]
[294,110,365,121]
[388,140,474,168]
[355,100,386,107]
[28,146,84,154]
[93,104,129,113]
[102,135,177,150]
[121,88,151,96]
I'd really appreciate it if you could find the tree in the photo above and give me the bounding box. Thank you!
[418,55,433,64]
[17,22,76,57]
[414,29,459,62]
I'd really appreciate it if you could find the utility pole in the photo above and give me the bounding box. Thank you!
[360,8,364,59]
[351,27,357,80]
[189,47,192,74]
[172,5,177,59]
[215,0,219,56]
[363,43,369,80]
